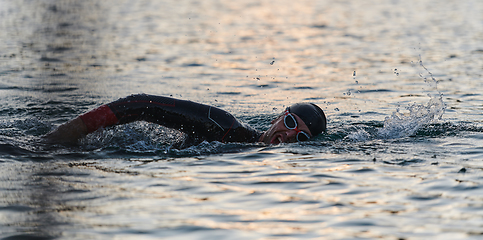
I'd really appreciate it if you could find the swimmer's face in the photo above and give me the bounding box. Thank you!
[259,113,312,144]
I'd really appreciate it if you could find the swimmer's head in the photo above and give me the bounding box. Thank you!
[286,103,326,137]
[259,102,326,144]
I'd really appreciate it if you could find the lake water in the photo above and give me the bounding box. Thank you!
[1,0,483,239]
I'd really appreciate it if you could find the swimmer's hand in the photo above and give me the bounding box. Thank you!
[42,117,88,145]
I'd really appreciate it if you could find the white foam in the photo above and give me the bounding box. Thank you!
[346,128,371,142]
[378,93,445,139]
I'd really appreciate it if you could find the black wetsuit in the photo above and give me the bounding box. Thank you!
[79,94,262,148]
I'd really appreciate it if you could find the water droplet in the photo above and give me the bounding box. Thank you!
[334,108,340,111]
[353,71,356,77]
[270,61,275,65]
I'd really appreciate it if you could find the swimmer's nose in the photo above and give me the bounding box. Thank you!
[285,129,298,142]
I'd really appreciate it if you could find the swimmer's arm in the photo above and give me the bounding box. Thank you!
[44,103,120,144]
[43,117,88,144]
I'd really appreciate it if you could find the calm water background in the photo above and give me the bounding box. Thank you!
[1,0,483,239]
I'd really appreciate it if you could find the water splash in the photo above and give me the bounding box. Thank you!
[76,122,260,157]
[346,127,371,141]
[378,56,446,139]
[345,56,446,141]
[378,93,445,139]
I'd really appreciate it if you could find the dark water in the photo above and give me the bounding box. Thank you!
[1,0,483,239]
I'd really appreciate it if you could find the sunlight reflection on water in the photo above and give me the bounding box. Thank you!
[1,0,483,239]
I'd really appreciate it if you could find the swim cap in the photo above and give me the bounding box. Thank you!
[287,103,327,137]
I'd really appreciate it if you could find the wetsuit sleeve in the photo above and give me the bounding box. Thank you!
[79,94,261,144]
[79,105,119,133]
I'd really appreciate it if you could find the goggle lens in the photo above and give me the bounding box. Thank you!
[297,131,310,142]
[284,114,297,129]
[284,112,311,142]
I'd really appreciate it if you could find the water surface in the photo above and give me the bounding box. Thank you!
[1,0,483,239]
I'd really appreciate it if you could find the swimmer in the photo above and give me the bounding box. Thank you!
[43,94,326,148]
